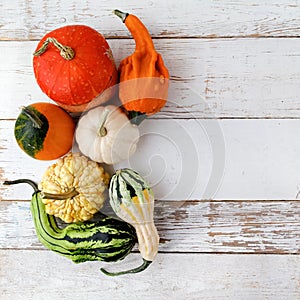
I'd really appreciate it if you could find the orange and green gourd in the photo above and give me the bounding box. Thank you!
[14,102,75,160]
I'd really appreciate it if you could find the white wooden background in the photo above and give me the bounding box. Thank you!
[1,1,300,299]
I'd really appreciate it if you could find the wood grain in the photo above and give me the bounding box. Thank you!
[1,250,299,299]
[2,118,300,201]
[1,1,300,297]
[1,199,299,254]
[1,38,300,120]
[1,0,300,40]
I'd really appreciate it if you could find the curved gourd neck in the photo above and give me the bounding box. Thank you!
[113,9,155,53]
[3,179,63,238]
[30,191,63,238]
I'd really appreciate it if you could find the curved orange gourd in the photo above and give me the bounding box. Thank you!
[114,10,169,124]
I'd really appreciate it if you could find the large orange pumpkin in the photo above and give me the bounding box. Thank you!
[33,25,118,112]
[14,102,75,160]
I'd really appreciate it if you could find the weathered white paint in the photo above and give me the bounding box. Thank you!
[1,200,299,253]
[2,119,300,200]
[1,0,300,297]
[1,0,300,40]
[1,38,300,120]
[1,251,299,299]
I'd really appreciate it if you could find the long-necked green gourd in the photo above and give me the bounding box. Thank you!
[4,179,137,264]
[101,168,159,276]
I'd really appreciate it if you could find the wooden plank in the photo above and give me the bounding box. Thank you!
[2,0,299,297]
[0,250,299,299]
[1,200,299,253]
[1,38,300,120]
[2,118,300,201]
[1,1,300,40]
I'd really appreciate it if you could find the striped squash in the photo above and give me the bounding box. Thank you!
[4,179,137,264]
[101,168,159,276]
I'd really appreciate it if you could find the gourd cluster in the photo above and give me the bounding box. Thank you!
[9,10,170,276]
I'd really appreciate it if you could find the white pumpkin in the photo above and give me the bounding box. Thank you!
[75,105,139,164]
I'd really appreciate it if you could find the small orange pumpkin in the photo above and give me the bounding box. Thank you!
[33,25,118,112]
[14,102,75,160]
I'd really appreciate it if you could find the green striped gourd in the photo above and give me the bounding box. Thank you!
[4,179,137,264]
[101,168,159,276]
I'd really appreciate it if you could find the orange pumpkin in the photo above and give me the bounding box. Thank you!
[14,102,75,160]
[33,25,118,112]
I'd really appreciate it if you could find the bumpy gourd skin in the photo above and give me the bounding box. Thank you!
[39,152,110,223]
[114,10,169,123]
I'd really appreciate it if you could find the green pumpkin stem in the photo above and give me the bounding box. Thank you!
[127,111,147,125]
[33,37,75,61]
[41,188,79,200]
[100,259,152,276]
[113,9,129,23]
[21,106,43,129]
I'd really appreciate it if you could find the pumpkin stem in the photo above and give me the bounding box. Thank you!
[21,106,43,129]
[113,9,129,23]
[41,188,79,200]
[33,37,75,61]
[97,109,110,137]
[127,111,147,125]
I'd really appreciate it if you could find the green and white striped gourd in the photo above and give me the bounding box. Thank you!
[4,179,137,264]
[101,168,159,276]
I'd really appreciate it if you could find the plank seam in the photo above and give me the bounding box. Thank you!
[2,36,300,42]
[0,248,299,255]
[2,199,300,203]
